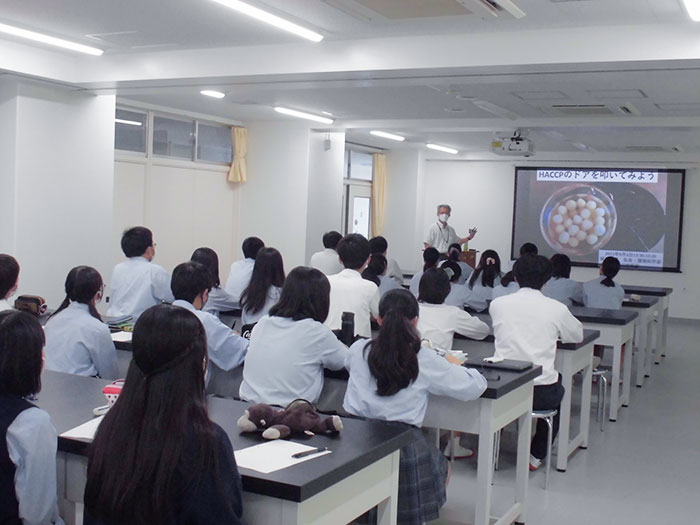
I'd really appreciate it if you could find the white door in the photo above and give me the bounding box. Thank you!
[345,183,372,238]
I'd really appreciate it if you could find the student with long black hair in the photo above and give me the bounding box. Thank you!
[0,311,62,525]
[225,236,264,301]
[583,256,624,309]
[409,247,440,296]
[44,266,118,379]
[542,253,583,306]
[343,289,487,524]
[84,304,243,524]
[0,254,20,312]
[240,247,285,325]
[190,247,239,316]
[464,249,502,311]
[362,253,400,297]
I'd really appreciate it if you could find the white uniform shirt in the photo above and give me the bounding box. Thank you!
[309,248,343,276]
[417,303,490,350]
[385,257,403,284]
[492,281,519,301]
[44,302,119,379]
[425,222,460,253]
[239,315,348,406]
[583,276,625,309]
[378,275,401,297]
[542,277,584,307]
[464,273,500,312]
[343,340,487,427]
[172,300,248,371]
[490,288,583,386]
[6,407,64,525]
[444,282,469,307]
[456,261,473,285]
[202,286,239,316]
[241,286,281,325]
[224,258,255,301]
[0,299,12,311]
[325,269,380,338]
[106,257,173,320]
[409,270,423,297]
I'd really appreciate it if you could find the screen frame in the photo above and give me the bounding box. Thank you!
[511,166,685,273]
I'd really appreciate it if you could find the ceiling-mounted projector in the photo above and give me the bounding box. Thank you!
[491,130,534,157]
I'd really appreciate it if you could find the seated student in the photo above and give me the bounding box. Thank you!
[417,268,490,350]
[44,266,119,379]
[0,310,63,525]
[492,271,519,300]
[191,247,239,316]
[505,242,538,272]
[0,254,19,311]
[325,234,380,338]
[409,247,440,296]
[240,247,285,325]
[440,260,468,307]
[362,254,401,298]
[490,255,583,470]
[309,231,344,276]
[84,305,242,524]
[171,262,248,373]
[464,249,502,312]
[444,243,472,285]
[542,253,583,306]
[343,289,487,524]
[240,267,348,406]
[369,236,403,284]
[224,236,264,301]
[583,256,624,309]
[106,227,173,321]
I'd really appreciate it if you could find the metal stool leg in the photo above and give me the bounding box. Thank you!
[544,416,554,489]
[493,429,501,471]
[599,375,607,432]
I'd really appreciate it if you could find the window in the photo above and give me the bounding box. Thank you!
[351,196,371,238]
[153,116,196,159]
[115,108,147,153]
[197,122,233,164]
[346,150,373,181]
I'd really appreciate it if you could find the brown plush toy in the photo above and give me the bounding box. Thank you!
[236,399,343,440]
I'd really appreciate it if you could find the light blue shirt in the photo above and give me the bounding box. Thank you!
[44,302,119,379]
[583,276,625,309]
[409,270,423,297]
[224,258,255,301]
[242,286,281,325]
[343,339,488,427]
[542,277,584,307]
[464,273,501,312]
[106,256,173,320]
[378,275,401,297]
[456,261,473,285]
[202,286,239,316]
[444,282,469,307]
[492,281,519,301]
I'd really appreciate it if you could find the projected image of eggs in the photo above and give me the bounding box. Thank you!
[540,185,617,256]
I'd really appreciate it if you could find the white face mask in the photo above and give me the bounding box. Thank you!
[438,213,450,223]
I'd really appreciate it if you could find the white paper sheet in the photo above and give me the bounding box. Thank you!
[60,416,104,440]
[234,440,332,474]
[111,331,132,342]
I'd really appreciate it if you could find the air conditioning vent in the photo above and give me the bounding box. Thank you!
[550,105,615,116]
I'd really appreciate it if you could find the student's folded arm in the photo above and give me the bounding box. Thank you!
[320,330,350,371]
[455,310,490,340]
[152,266,175,303]
[208,319,249,371]
[92,329,120,380]
[422,351,488,401]
[572,282,584,305]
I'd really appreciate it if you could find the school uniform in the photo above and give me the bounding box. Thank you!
[239,315,348,406]
[444,282,469,307]
[583,276,625,309]
[409,270,423,297]
[463,273,501,312]
[0,299,12,312]
[1,395,63,524]
[309,248,343,276]
[241,286,281,325]
[492,281,519,301]
[542,277,584,306]
[490,287,583,460]
[44,302,119,380]
[455,261,473,285]
[325,269,380,338]
[378,275,401,297]
[385,257,403,285]
[202,286,239,316]
[172,300,248,372]
[424,222,460,253]
[224,258,255,302]
[417,303,490,350]
[106,256,173,321]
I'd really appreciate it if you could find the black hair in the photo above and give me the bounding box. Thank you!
[500,271,516,287]
[600,256,621,287]
[0,254,20,299]
[447,243,462,262]
[242,237,265,259]
[51,266,104,321]
[0,310,44,397]
[440,260,462,283]
[422,247,440,271]
[418,268,451,304]
[191,247,221,287]
[366,289,421,397]
[337,234,371,270]
[240,247,285,315]
[550,253,572,279]
[121,227,154,258]
[361,254,387,287]
[468,249,501,289]
[269,266,330,323]
[519,242,539,257]
[171,261,212,304]
[85,305,227,524]
[368,236,388,255]
[322,231,342,249]
[513,255,552,290]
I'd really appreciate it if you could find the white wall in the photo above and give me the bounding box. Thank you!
[0,81,18,254]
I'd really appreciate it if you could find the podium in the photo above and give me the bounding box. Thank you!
[459,249,479,269]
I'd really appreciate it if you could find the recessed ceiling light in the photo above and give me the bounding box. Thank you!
[211,0,324,42]
[115,118,143,127]
[200,90,226,99]
[682,0,700,21]
[370,130,405,142]
[0,22,103,55]
[274,106,334,124]
[426,143,459,154]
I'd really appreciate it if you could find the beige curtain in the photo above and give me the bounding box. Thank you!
[371,153,387,237]
[227,126,247,183]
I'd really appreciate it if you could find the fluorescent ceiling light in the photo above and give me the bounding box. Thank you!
[370,130,405,142]
[0,22,103,55]
[115,118,143,126]
[426,143,459,155]
[274,106,334,124]
[471,100,519,120]
[682,0,700,21]
[321,111,334,116]
[211,0,323,42]
[200,90,226,99]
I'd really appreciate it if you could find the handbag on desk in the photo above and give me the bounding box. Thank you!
[14,295,47,316]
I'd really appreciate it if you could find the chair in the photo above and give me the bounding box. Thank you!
[531,409,557,489]
[592,368,608,431]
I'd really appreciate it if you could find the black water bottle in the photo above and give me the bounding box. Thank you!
[340,311,355,346]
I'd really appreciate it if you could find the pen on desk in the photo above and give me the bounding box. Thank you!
[292,446,329,459]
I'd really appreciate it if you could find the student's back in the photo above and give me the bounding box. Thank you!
[464,250,502,312]
[542,277,583,306]
[310,231,343,276]
[225,237,264,301]
[240,248,285,325]
[582,256,624,309]
[191,247,240,316]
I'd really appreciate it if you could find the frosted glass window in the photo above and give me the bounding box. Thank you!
[197,123,233,163]
[153,116,195,159]
[115,109,146,153]
[348,151,373,181]
[352,197,371,238]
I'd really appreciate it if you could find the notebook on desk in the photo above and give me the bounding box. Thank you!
[476,359,533,372]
